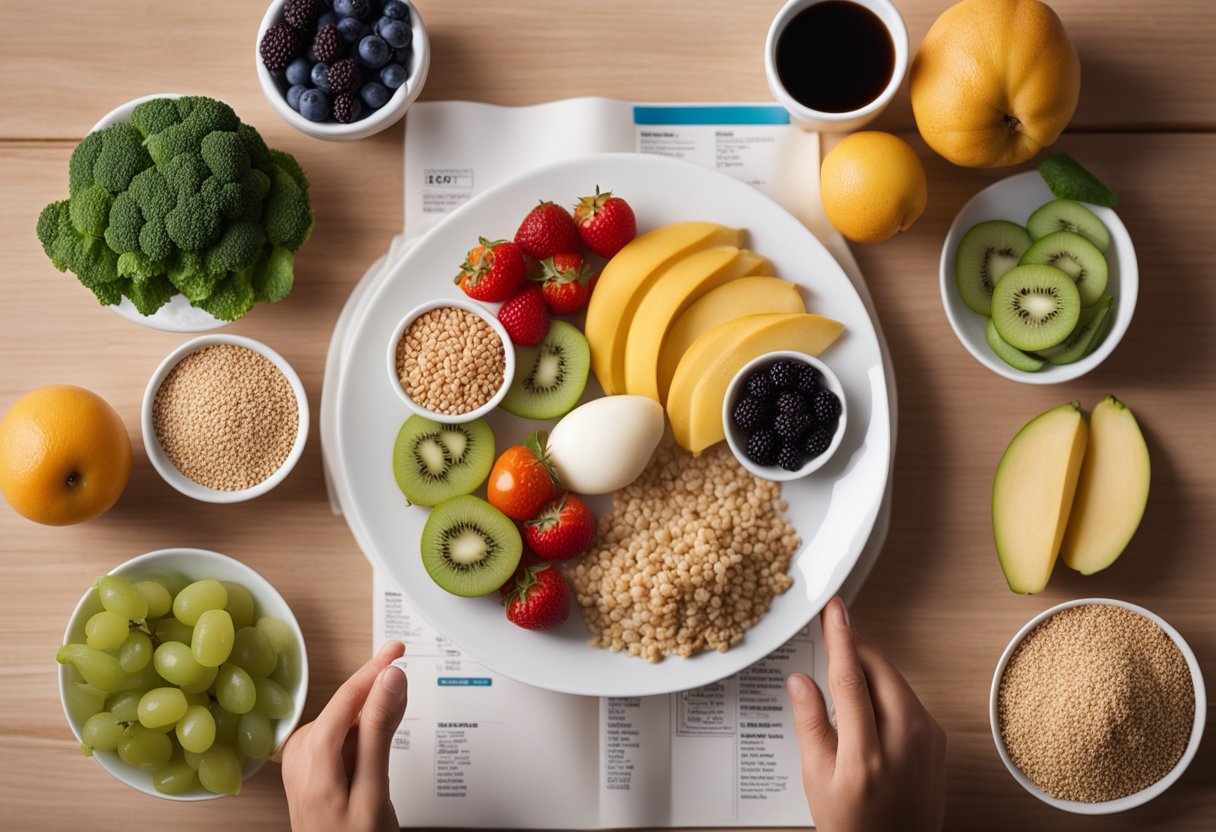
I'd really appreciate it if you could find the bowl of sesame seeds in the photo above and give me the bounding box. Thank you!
[142,334,309,503]
[387,298,513,424]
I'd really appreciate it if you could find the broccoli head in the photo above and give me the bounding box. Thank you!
[265,168,314,251]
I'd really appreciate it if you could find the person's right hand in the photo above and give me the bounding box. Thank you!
[787,597,946,832]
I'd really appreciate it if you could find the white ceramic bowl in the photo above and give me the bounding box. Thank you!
[989,598,1205,814]
[142,334,310,502]
[723,351,847,481]
[58,547,309,801]
[255,0,431,141]
[940,172,1138,384]
[386,298,515,424]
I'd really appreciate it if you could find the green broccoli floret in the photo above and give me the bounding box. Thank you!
[67,131,103,196]
[205,222,266,274]
[126,273,176,316]
[239,169,272,222]
[202,176,245,222]
[68,183,112,238]
[117,250,165,281]
[167,252,225,302]
[130,98,181,138]
[196,271,255,322]
[145,97,240,165]
[104,192,143,254]
[165,192,221,252]
[252,246,295,303]
[239,124,274,172]
[265,169,313,251]
[161,152,208,195]
[139,219,173,263]
[201,131,250,183]
[270,149,310,195]
[37,200,121,303]
[94,124,151,193]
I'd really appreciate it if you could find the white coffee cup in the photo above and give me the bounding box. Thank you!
[764,0,909,132]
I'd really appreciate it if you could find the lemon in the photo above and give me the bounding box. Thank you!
[820,132,928,244]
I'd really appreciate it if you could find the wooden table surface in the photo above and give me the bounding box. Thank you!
[1,0,1213,829]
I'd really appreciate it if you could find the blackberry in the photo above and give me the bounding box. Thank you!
[745,370,774,401]
[776,391,805,417]
[327,57,360,94]
[769,360,798,390]
[796,364,822,395]
[312,22,343,63]
[283,0,320,30]
[259,24,301,72]
[333,91,362,123]
[804,425,832,459]
[813,388,842,424]
[774,411,810,442]
[777,443,805,472]
[732,397,772,433]
[745,430,780,467]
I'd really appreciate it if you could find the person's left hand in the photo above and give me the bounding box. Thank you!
[279,641,408,832]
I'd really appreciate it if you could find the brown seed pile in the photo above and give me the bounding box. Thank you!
[571,442,799,663]
[396,307,505,415]
[153,344,299,492]
[998,604,1195,803]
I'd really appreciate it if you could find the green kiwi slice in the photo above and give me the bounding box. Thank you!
[956,220,1033,315]
[1027,199,1112,253]
[393,416,495,507]
[985,318,1044,372]
[1019,231,1109,307]
[991,265,1081,352]
[420,495,522,597]
[500,320,590,420]
[1037,294,1114,365]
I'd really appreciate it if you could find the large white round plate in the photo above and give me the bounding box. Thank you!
[335,153,892,696]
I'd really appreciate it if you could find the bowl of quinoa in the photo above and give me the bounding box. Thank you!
[142,334,309,503]
[990,598,1205,814]
[386,298,513,423]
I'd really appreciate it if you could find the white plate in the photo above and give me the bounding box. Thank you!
[940,171,1138,384]
[334,152,892,696]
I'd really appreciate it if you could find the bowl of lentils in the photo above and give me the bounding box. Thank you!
[143,335,309,502]
[256,0,430,141]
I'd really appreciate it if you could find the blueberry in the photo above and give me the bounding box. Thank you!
[380,62,407,89]
[316,10,339,30]
[336,15,367,42]
[286,84,308,111]
[311,61,333,93]
[360,81,391,109]
[357,34,390,68]
[377,18,411,48]
[394,45,411,64]
[335,0,370,19]
[286,57,313,86]
[299,89,331,122]
[382,1,410,20]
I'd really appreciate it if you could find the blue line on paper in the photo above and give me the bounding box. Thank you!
[437,677,493,687]
[633,105,790,126]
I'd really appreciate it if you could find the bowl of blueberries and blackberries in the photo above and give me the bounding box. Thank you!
[723,351,847,481]
[256,0,430,141]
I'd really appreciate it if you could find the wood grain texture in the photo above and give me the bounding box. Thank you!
[0,0,1214,830]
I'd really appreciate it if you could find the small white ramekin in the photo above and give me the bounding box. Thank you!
[142,334,309,503]
[386,298,515,424]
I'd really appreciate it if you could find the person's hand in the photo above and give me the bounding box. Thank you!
[787,597,946,832]
[280,641,408,832]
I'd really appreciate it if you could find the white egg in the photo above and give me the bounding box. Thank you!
[546,396,666,494]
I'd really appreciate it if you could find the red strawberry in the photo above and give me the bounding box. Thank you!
[502,564,570,630]
[498,286,550,346]
[534,252,598,315]
[524,494,597,561]
[455,238,526,302]
[573,187,636,258]
[514,201,581,260]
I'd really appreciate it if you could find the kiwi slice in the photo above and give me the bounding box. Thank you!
[1027,199,1112,253]
[1019,230,1108,307]
[420,495,522,597]
[392,416,495,507]
[991,264,1081,352]
[956,220,1033,315]
[1085,299,1116,358]
[500,320,590,420]
[1037,295,1114,365]
[985,318,1044,372]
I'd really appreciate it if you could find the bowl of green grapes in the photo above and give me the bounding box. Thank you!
[57,548,308,800]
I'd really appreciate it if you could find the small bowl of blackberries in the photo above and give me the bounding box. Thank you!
[723,351,847,481]
[256,0,430,141]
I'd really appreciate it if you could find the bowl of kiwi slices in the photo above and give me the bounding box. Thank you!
[940,171,1138,384]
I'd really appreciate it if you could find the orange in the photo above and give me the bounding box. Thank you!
[0,385,132,525]
[820,132,928,244]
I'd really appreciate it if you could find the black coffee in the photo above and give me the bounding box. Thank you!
[775,1,895,114]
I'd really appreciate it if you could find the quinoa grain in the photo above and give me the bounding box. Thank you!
[396,307,505,415]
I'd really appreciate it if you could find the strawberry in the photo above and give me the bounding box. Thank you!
[573,186,637,258]
[498,286,550,346]
[534,252,599,315]
[502,564,570,630]
[455,237,526,302]
[486,432,558,520]
[524,494,597,561]
[514,201,582,260]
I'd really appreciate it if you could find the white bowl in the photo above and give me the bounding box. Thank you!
[386,298,515,424]
[90,93,229,334]
[255,0,431,141]
[722,351,847,481]
[58,547,309,801]
[940,171,1138,384]
[989,598,1205,814]
[142,335,310,502]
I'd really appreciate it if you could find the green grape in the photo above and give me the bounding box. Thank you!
[180,664,218,695]
[192,609,234,668]
[106,689,143,723]
[183,748,204,770]
[138,687,188,729]
[84,611,131,651]
[153,754,198,795]
[222,582,257,631]
[146,572,192,598]
[153,641,204,687]
[230,627,276,678]
[237,712,274,760]
[117,630,153,673]
[95,575,148,621]
[173,579,227,627]
[255,617,294,655]
[211,704,240,747]
[67,681,106,723]
[198,746,242,796]
[121,661,165,692]
[117,724,172,771]
[253,677,294,720]
[151,616,194,646]
[182,690,210,708]
[82,711,124,753]
[133,580,172,619]
[56,644,129,693]
[215,664,256,714]
[175,704,216,754]
[269,645,300,690]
